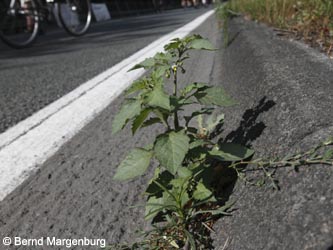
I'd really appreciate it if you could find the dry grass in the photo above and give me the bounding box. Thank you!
[227,0,333,56]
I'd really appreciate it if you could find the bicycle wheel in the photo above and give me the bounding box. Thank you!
[0,0,39,48]
[58,0,91,36]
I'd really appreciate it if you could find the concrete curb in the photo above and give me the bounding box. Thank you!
[211,17,333,250]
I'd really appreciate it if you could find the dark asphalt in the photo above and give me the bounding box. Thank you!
[0,7,209,133]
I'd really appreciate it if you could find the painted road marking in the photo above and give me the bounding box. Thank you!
[0,10,214,201]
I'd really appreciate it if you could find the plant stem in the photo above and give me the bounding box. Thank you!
[230,157,333,171]
[173,68,179,130]
[229,153,333,188]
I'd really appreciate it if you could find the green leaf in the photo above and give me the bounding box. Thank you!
[323,137,333,146]
[153,109,169,127]
[145,169,173,196]
[180,191,190,208]
[114,148,153,180]
[142,117,162,128]
[132,109,151,134]
[256,179,265,187]
[155,65,170,77]
[184,230,197,250]
[145,87,170,111]
[205,113,225,132]
[323,149,333,160]
[181,82,207,96]
[145,195,175,220]
[194,86,237,106]
[188,162,205,172]
[188,162,202,171]
[164,39,182,51]
[170,177,191,207]
[193,182,215,201]
[143,143,154,151]
[145,179,183,219]
[177,167,192,178]
[185,107,214,126]
[154,52,172,61]
[189,139,207,149]
[186,145,208,162]
[170,96,194,112]
[209,143,254,161]
[170,240,180,249]
[130,57,155,71]
[154,131,190,174]
[170,176,188,189]
[112,99,142,134]
[189,38,215,51]
[125,79,146,95]
[144,197,163,219]
[193,200,236,216]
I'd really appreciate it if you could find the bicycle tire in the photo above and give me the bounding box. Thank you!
[0,0,39,48]
[58,0,91,36]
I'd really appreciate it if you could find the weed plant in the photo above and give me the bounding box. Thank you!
[111,35,333,249]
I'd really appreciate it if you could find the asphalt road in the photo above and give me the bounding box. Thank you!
[0,7,209,133]
[0,8,220,249]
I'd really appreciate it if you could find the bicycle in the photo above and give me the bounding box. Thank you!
[0,0,92,49]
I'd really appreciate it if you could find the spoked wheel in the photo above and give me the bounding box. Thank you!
[58,0,91,36]
[0,0,39,48]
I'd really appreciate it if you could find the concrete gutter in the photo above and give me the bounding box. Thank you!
[211,17,333,249]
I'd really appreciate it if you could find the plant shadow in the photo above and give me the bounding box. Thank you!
[216,96,276,202]
[223,97,276,147]
[202,97,276,249]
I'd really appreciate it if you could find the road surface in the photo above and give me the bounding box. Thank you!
[0,8,209,133]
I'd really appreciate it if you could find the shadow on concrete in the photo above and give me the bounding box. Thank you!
[213,96,276,198]
[222,97,276,147]
[200,97,276,249]
[216,96,276,188]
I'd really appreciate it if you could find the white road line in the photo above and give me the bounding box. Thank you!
[0,10,214,201]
